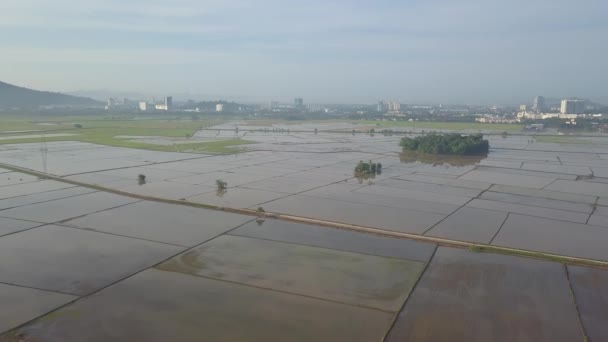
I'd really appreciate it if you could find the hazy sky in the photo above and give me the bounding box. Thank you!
[0,0,606,104]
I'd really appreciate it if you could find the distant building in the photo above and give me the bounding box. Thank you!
[533,96,545,113]
[519,104,528,111]
[268,101,279,110]
[383,101,402,116]
[476,116,518,124]
[138,101,149,111]
[517,110,580,120]
[561,99,585,114]
[376,101,386,113]
[164,96,173,111]
[307,104,323,112]
[216,104,224,112]
[294,97,304,109]
[387,101,400,112]
[146,96,173,111]
[106,97,134,110]
[561,100,574,114]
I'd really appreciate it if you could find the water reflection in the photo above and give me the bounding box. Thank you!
[216,188,227,197]
[137,174,147,186]
[354,170,382,184]
[399,151,486,167]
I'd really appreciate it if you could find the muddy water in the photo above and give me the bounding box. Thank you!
[0,225,183,295]
[1,269,395,342]
[567,265,608,341]
[0,283,75,334]
[229,219,436,262]
[385,247,582,342]
[492,214,608,261]
[0,192,137,223]
[399,151,486,167]
[0,217,42,237]
[156,235,425,311]
[424,207,507,243]
[64,201,252,247]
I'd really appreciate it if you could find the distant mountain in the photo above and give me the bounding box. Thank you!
[65,90,252,103]
[0,81,102,109]
[65,89,147,102]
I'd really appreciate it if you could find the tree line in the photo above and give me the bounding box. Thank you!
[400,133,489,155]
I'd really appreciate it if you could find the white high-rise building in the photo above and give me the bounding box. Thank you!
[560,99,585,114]
[138,102,148,111]
[164,96,173,111]
[216,104,224,112]
[387,101,401,112]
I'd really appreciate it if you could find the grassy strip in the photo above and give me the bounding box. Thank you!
[0,121,73,132]
[535,135,596,144]
[0,124,254,154]
[0,134,254,154]
[241,119,523,132]
[467,245,608,268]
[263,212,608,268]
[355,120,523,132]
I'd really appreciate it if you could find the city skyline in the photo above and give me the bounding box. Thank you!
[1,0,607,105]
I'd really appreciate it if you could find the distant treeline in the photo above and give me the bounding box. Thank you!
[400,133,489,155]
[349,114,480,122]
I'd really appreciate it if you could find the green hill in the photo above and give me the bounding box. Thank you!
[0,81,101,109]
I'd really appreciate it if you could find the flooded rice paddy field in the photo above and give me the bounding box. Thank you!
[0,181,605,341]
[0,126,607,340]
[1,128,606,261]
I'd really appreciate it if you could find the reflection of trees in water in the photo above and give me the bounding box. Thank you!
[216,188,227,197]
[354,170,382,184]
[137,174,147,186]
[399,151,486,167]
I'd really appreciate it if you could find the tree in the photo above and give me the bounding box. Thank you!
[354,160,382,181]
[216,179,228,190]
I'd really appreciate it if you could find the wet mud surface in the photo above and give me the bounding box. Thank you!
[385,247,583,342]
[157,235,425,311]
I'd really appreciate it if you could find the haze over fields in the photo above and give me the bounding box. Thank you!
[0,0,607,104]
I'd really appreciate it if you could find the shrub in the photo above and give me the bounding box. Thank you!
[354,160,383,181]
[216,179,228,190]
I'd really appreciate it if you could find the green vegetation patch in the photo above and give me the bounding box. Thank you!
[354,160,382,175]
[355,120,523,132]
[0,117,253,154]
[354,160,382,183]
[535,135,595,145]
[400,133,489,155]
